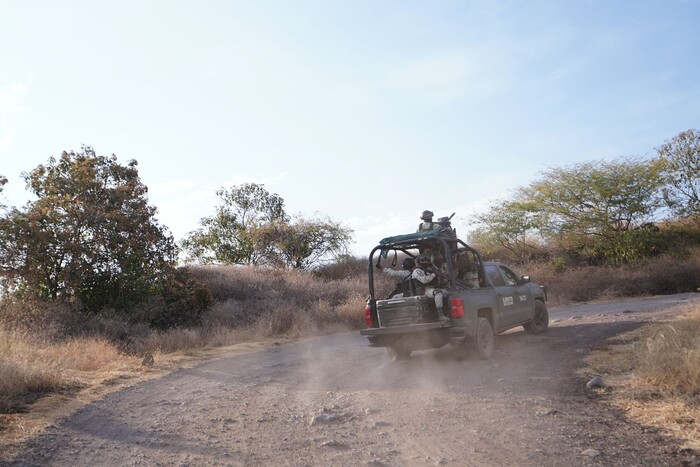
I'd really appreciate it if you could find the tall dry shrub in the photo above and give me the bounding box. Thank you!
[0,327,121,412]
[0,328,64,412]
[635,308,700,403]
[0,299,152,348]
[191,265,371,337]
[521,249,700,305]
[314,255,369,280]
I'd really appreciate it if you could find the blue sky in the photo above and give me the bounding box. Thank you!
[1,0,699,255]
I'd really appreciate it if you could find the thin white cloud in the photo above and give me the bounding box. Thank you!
[150,187,218,240]
[148,179,195,196]
[149,172,291,242]
[383,46,516,103]
[218,172,290,190]
[390,53,474,89]
[0,81,31,154]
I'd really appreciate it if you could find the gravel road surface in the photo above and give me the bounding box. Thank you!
[8,294,700,466]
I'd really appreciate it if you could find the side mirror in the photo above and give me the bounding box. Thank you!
[520,275,531,283]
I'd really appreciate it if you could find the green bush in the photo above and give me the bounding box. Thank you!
[130,267,213,330]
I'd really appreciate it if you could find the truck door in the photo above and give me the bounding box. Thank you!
[484,264,520,329]
[497,265,533,324]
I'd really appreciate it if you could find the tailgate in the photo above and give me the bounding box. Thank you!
[376,295,435,327]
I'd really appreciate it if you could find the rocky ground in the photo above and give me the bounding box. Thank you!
[5,294,700,466]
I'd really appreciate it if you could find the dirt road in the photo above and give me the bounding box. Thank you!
[8,294,700,466]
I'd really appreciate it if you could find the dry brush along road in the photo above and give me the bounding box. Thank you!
[6,294,700,466]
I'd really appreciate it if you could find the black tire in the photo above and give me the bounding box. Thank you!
[387,345,411,360]
[472,317,494,360]
[524,300,549,334]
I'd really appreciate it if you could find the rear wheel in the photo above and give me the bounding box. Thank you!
[524,301,549,334]
[473,317,494,359]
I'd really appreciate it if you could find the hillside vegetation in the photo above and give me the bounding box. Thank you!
[3,253,700,413]
[0,266,373,412]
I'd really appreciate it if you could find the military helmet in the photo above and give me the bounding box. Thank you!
[420,210,434,221]
[402,257,415,270]
[416,254,431,265]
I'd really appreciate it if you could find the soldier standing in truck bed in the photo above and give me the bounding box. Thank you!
[417,210,442,232]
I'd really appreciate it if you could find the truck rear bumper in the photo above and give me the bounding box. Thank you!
[360,323,468,350]
[360,322,450,336]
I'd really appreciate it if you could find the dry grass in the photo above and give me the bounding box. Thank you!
[0,323,278,462]
[189,265,372,334]
[0,265,374,414]
[635,308,700,403]
[522,250,700,305]
[0,327,122,412]
[585,303,700,450]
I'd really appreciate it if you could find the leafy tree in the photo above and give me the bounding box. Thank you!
[181,183,288,264]
[0,147,179,311]
[0,175,7,210]
[182,184,353,269]
[469,199,545,260]
[518,158,664,242]
[274,217,353,270]
[656,129,700,217]
[239,220,288,268]
[221,182,287,225]
[471,157,666,264]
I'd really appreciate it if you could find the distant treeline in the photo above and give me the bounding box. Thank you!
[0,129,698,326]
[468,129,700,268]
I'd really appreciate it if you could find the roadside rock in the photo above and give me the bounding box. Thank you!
[310,413,340,425]
[586,376,604,389]
[321,440,348,449]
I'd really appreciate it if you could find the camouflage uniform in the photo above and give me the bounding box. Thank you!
[417,221,442,232]
[417,210,442,232]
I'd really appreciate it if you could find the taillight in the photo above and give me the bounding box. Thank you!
[364,304,372,327]
[450,297,464,318]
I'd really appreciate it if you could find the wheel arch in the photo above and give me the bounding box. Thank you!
[477,307,494,329]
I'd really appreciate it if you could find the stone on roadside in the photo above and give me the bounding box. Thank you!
[586,376,604,389]
[582,448,601,458]
[310,413,340,426]
[321,440,348,449]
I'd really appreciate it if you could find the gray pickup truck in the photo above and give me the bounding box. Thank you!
[360,229,548,359]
